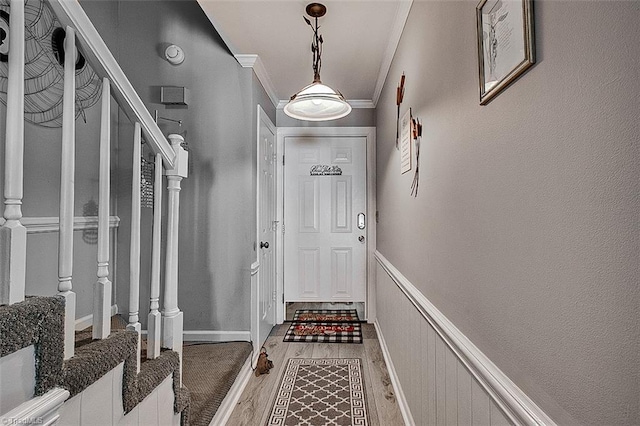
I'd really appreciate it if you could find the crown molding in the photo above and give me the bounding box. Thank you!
[371,0,413,107]
[235,54,279,108]
[348,100,376,109]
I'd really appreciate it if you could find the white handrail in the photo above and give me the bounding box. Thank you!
[58,26,77,360]
[46,0,175,169]
[1,0,26,306]
[93,77,112,340]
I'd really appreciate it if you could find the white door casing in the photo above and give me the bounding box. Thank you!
[252,105,277,351]
[284,136,367,303]
[276,127,376,324]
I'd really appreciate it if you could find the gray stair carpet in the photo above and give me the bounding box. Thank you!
[181,341,252,426]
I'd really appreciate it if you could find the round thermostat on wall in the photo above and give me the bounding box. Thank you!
[164,44,185,65]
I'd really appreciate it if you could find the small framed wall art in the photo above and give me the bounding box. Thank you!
[476,0,535,105]
[400,109,412,174]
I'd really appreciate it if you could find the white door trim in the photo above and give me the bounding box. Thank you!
[252,105,277,352]
[276,127,376,323]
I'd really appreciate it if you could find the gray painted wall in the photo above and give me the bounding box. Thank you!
[84,1,277,331]
[375,1,639,425]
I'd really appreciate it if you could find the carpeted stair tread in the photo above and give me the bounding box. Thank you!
[181,341,252,426]
[74,314,128,349]
[3,299,190,424]
[63,329,138,397]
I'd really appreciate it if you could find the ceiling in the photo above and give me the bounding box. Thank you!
[197,0,412,108]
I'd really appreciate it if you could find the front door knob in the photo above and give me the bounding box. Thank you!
[260,241,270,249]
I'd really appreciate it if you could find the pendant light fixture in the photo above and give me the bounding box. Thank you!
[284,3,351,122]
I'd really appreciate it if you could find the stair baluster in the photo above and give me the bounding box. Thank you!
[128,122,143,372]
[147,153,163,359]
[58,26,78,360]
[162,134,188,381]
[93,78,112,340]
[0,0,26,306]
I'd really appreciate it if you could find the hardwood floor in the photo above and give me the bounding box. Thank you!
[226,323,404,425]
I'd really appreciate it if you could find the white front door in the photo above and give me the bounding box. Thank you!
[255,106,276,347]
[284,136,367,303]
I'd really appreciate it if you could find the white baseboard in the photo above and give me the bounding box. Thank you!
[75,305,118,330]
[208,356,253,426]
[182,330,251,342]
[373,320,414,426]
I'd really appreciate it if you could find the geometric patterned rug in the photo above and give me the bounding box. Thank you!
[283,321,363,343]
[292,309,360,323]
[266,358,369,425]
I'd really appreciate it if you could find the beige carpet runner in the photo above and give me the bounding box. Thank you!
[182,341,252,426]
[267,358,369,425]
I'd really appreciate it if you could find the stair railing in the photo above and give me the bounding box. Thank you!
[0,0,26,306]
[0,0,188,373]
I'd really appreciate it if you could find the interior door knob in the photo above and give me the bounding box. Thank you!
[260,241,270,249]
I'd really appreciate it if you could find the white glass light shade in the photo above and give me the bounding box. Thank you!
[284,81,352,121]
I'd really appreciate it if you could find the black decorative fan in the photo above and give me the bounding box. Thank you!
[0,0,102,127]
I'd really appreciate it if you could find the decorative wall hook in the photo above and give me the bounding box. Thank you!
[396,73,405,149]
[410,115,422,197]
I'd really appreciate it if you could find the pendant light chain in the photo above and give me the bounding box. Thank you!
[305,15,323,82]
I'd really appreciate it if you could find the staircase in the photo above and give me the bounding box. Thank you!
[1,0,191,424]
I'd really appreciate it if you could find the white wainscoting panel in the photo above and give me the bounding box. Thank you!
[58,392,81,426]
[57,362,179,426]
[137,385,159,426]
[81,368,114,424]
[375,251,555,426]
[0,346,36,414]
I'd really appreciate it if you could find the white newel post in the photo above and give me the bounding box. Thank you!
[162,134,188,376]
[0,0,26,305]
[93,78,112,339]
[128,122,142,372]
[58,26,77,360]
[147,153,163,359]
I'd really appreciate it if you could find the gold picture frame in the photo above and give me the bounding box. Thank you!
[476,0,535,105]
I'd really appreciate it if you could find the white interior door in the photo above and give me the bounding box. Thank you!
[255,106,276,347]
[284,136,367,302]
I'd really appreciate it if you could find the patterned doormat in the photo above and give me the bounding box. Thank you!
[292,309,360,322]
[267,358,369,426]
[284,321,363,343]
